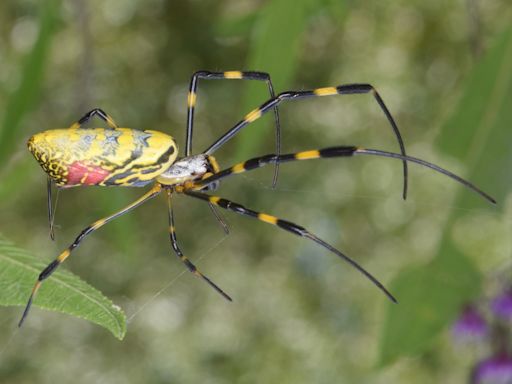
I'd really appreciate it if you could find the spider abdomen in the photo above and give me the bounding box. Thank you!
[27,128,178,187]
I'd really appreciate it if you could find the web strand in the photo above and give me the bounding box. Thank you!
[126,234,229,324]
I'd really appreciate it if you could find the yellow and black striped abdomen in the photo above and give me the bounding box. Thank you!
[27,128,178,187]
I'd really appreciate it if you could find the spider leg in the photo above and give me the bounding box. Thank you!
[47,177,56,240]
[204,84,408,199]
[68,108,119,130]
[18,184,162,327]
[182,190,397,304]
[194,147,496,205]
[185,70,281,187]
[208,202,230,235]
[166,192,232,301]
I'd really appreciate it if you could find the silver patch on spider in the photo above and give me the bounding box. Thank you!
[161,155,209,179]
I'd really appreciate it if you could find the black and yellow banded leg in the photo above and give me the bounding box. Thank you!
[204,83,409,199]
[18,184,163,327]
[186,70,282,187]
[193,147,496,204]
[186,71,281,231]
[186,70,281,157]
[166,192,232,301]
[68,108,119,130]
[182,190,397,304]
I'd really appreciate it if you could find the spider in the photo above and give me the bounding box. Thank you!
[19,71,495,327]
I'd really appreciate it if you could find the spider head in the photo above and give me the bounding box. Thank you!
[157,154,220,191]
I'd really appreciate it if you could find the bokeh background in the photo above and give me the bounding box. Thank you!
[0,0,511,383]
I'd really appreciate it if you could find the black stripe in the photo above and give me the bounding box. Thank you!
[194,71,271,81]
[104,144,175,185]
[156,144,175,164]
[213,168,233,179]
[123,177,147,186]
[337,84,372,94]
[278,90,315,99]
[239,71,270,80]
[104,170,134,185]
[211,197,258,218]
[277,219,306,236]
[243,155,276,171]
[319,146,357,158]
[182,258,197,272]
[259,99,280,115]
[279,153,297,162]
[140,166,162,174]
[71,225,95,249]
[39,260,60,281]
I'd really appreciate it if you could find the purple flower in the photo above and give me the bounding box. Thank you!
[491,289,512,321]
[472,353,512,384]
[453,305,488,341]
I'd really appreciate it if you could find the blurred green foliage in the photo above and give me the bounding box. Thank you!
[0,0,57,166]
[380,26,512,365]
[0,0,511,383]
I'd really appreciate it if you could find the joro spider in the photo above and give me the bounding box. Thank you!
[19,70,495,327]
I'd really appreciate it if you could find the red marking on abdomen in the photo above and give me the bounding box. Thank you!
[67,161,110,186]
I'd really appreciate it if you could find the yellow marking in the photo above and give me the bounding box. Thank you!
[224,71,243,79]
[180,255,189,261]
[258,213,278,225]
[117,132,132,147]
[92,218,107,229]
[169,225,175,233]
[57,249,71,262]
[69,122,80,130]
[201,172,214,180]
[232,163,246,174]
[187,91,197,108]
[69,130,82,142]
[209,196,221,205]
[208,156,220,173]
[244,108,262,123]
[313,87,338,96]
[105,115,117,128]
[80,172,89,184]
[32,281,42,294]
[184,182,202,191]
[193,270,201,277]
[295,150,320,160]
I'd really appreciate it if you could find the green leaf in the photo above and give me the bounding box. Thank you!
[0,235,126,340]
[0,0,58,167]
[437,26,512,206]
[379,247,481,366]
[379,26,512,365]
